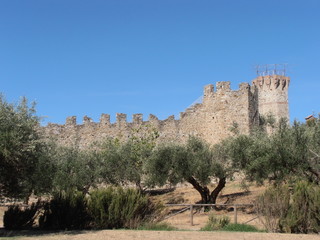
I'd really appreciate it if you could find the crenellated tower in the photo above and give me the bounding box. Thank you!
[252,74,290,122]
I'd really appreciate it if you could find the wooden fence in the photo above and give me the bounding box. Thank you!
[165,203,254,226]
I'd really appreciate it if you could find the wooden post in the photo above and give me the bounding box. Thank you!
[190,204,194,226]
[234,205,237,224]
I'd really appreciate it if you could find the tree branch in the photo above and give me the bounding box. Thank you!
[309,149,320,158]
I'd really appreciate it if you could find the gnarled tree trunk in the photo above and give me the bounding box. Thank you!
[188,176,226,204]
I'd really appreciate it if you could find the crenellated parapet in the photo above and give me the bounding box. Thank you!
[203,84,214,98]
[83,115,93,125]
[204,81,251,96]
[216,81,231,92]
[239,82,250,90]
[100,114,110,125]
[66,116,77,126]
[133,114,143,125]
[116,113,127,128]
[252,75,290,91]
[43,75,290,148]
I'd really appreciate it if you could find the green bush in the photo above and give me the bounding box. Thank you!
[255,184,290,232]
[88,187,163,229]
[222,223,262,232]
[39,191,90,230]
[137,222,176,231]
[256,181,320,233]
[201,214,230,231]
[280,181,320,233]
[4,202,40,230]
[4,187,163,230]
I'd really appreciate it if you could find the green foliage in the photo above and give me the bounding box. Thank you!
[4,202,40,230]
[201,214,261,232]
[280,181,320,233]
[4,187,163,230]
[99,125,159,190]
[255,184,290,232]
[137,222,176,231]
[52,146,100,193]
[146,136,229,203]
[39,191,90,230]
[201,214,230,231]
[222,223,262,232]
[256,181,320,233]
[229,117,320,184]
[88,187,163,229]
[0,96,53,199]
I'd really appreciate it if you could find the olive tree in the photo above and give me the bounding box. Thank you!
[146,136,232,204]
[99,125,159,191]
[51,145,101,194]
[229,117,320,184]
[0,96,54,201]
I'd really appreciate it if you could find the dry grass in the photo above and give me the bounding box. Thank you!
[152,181,266,230]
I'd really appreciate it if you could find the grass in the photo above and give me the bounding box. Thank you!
[222,223,264,232]
[200,215,230,231]
[200,213,263,232]
[137,222,177,231]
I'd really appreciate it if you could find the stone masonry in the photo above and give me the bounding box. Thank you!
[43,75,290,148]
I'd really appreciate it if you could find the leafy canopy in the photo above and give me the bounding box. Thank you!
[0,96,53,199]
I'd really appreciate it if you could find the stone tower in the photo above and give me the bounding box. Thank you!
[252,74,290,121]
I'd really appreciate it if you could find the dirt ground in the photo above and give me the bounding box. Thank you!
[1,230,320,240]
[154,181,266,230]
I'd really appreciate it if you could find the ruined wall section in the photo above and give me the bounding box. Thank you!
[43,81,259,148]
[178,81,255,144]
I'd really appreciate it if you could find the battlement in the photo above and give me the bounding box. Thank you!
[252,75,290,90]
[133,114,143,125]
[203,81,252,97]
[216,81,231,91]
[66,116,77,126]
[44,76,290,149]
[61,112,177,128]
[100,114,110,125]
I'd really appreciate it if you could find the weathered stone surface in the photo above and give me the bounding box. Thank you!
[43,75,290,148]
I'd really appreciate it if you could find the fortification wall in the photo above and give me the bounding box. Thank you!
[43,75,289,148]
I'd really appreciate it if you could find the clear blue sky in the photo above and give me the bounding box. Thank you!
[1,0,319,125]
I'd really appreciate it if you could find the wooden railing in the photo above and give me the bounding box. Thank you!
[165,203,254,226]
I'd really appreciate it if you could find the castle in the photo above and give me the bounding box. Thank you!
[43,74,290,148]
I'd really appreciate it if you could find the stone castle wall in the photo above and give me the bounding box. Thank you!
[43,75,290,148]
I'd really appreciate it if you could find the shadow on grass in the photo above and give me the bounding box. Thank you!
[220,191,251,199]
[144,187,175,196]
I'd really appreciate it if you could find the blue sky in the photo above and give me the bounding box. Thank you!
[0,0,319,125]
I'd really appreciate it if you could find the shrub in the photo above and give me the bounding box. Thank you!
[4,187,163,230]
[201,214,230,231]
[256,181,320,234]
[39,191,90,230]
[222,223,262,232]
[280,181,320,233]
[255,184,290,232]
[4,202,40,230]
[87,187,163,229]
